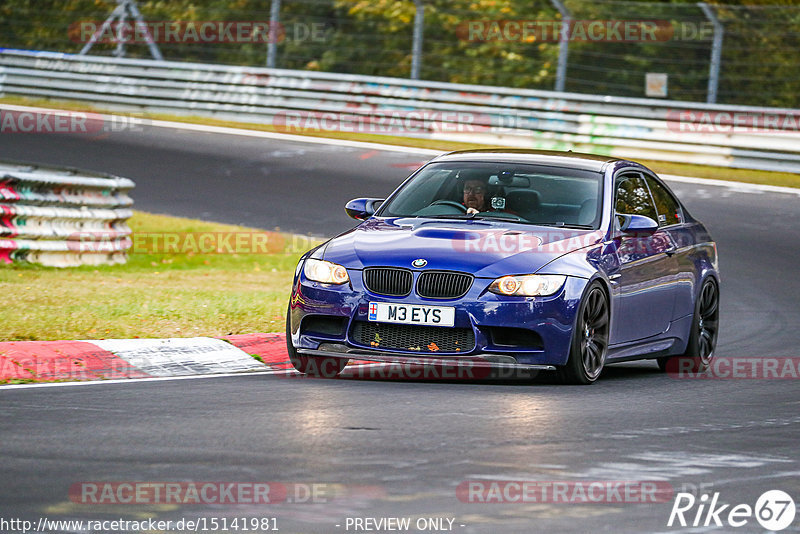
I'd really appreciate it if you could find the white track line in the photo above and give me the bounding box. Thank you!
[0,104,440,156]
[0,368,294,391]
[660,173,800,196]
[4,103,799,196]
[0,361,431,391]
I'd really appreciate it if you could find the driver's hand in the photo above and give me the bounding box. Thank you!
[466,207,479,215]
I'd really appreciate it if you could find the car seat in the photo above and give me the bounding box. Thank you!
[505,190,541,220]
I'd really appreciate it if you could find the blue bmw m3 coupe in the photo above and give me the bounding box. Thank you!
[287,149,719,384]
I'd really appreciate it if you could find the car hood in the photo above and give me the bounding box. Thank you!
[320,217,603,278]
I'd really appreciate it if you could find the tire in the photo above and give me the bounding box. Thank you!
[657,278,719,373]
[558,282,609,385]
[285,305,348,378]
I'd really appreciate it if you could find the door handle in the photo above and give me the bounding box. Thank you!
[664,247,677,257]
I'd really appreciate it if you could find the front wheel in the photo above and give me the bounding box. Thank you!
[285,306,349,377]
[558,282,609,385]
[657,278,719,373]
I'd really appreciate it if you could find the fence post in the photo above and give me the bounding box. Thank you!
[267,0,282,68]
[410,0,425,79]
[550,0,570,93]
[698,2,723,104]
[79,0,163,61]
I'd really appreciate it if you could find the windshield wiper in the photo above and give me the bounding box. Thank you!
[534,222,595,229]
[424,214,522,223]
[412,215,593,228]
[421,214,475,219]
[470,215,524,223]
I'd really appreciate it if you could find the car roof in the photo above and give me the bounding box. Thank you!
[432,148,621,172]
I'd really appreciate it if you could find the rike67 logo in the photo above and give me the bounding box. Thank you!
[668,489,796,530]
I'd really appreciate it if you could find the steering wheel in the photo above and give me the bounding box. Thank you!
[429,200,467,212]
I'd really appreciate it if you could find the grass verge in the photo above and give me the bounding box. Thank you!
[2,95,799,189]
[0,211,318,341]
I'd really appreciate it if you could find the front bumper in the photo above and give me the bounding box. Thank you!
[289,269,588,368]
[297,343,557,371]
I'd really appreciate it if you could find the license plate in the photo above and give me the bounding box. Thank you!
[368,302,455,327]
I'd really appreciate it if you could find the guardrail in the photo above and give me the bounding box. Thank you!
[0,159,134,267]
[2,49,800,173]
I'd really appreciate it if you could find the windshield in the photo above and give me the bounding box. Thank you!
[376,161,604,228]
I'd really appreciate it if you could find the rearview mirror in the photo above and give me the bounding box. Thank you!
[617,214,658,237]
[345,198,384,220]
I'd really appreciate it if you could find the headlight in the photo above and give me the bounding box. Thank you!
[303,259,350,285]
[489,274,566,297]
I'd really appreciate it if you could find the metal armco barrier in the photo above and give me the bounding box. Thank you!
[1,49,800,173]
[0,160,134,267]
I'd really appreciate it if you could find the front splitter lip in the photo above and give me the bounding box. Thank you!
[296,346,557,371]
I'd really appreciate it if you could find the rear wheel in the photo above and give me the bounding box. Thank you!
[285,306,348,377]
[558,282,609,385]
[657,278,719,373]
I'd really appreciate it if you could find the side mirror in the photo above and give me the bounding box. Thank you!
[345,198,384,220]
[617,214,658,237]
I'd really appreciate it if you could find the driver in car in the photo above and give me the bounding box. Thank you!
[461,174,491,214]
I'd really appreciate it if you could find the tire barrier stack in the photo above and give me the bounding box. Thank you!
[2,49,800,173]
[0,160,135,267]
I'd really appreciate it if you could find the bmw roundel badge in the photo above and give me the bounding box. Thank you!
[412,258,428,268]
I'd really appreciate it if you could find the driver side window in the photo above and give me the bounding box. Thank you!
[615,173,658,222]
[644,175,683,227]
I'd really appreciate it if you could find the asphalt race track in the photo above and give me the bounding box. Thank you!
[1,123,799,533]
